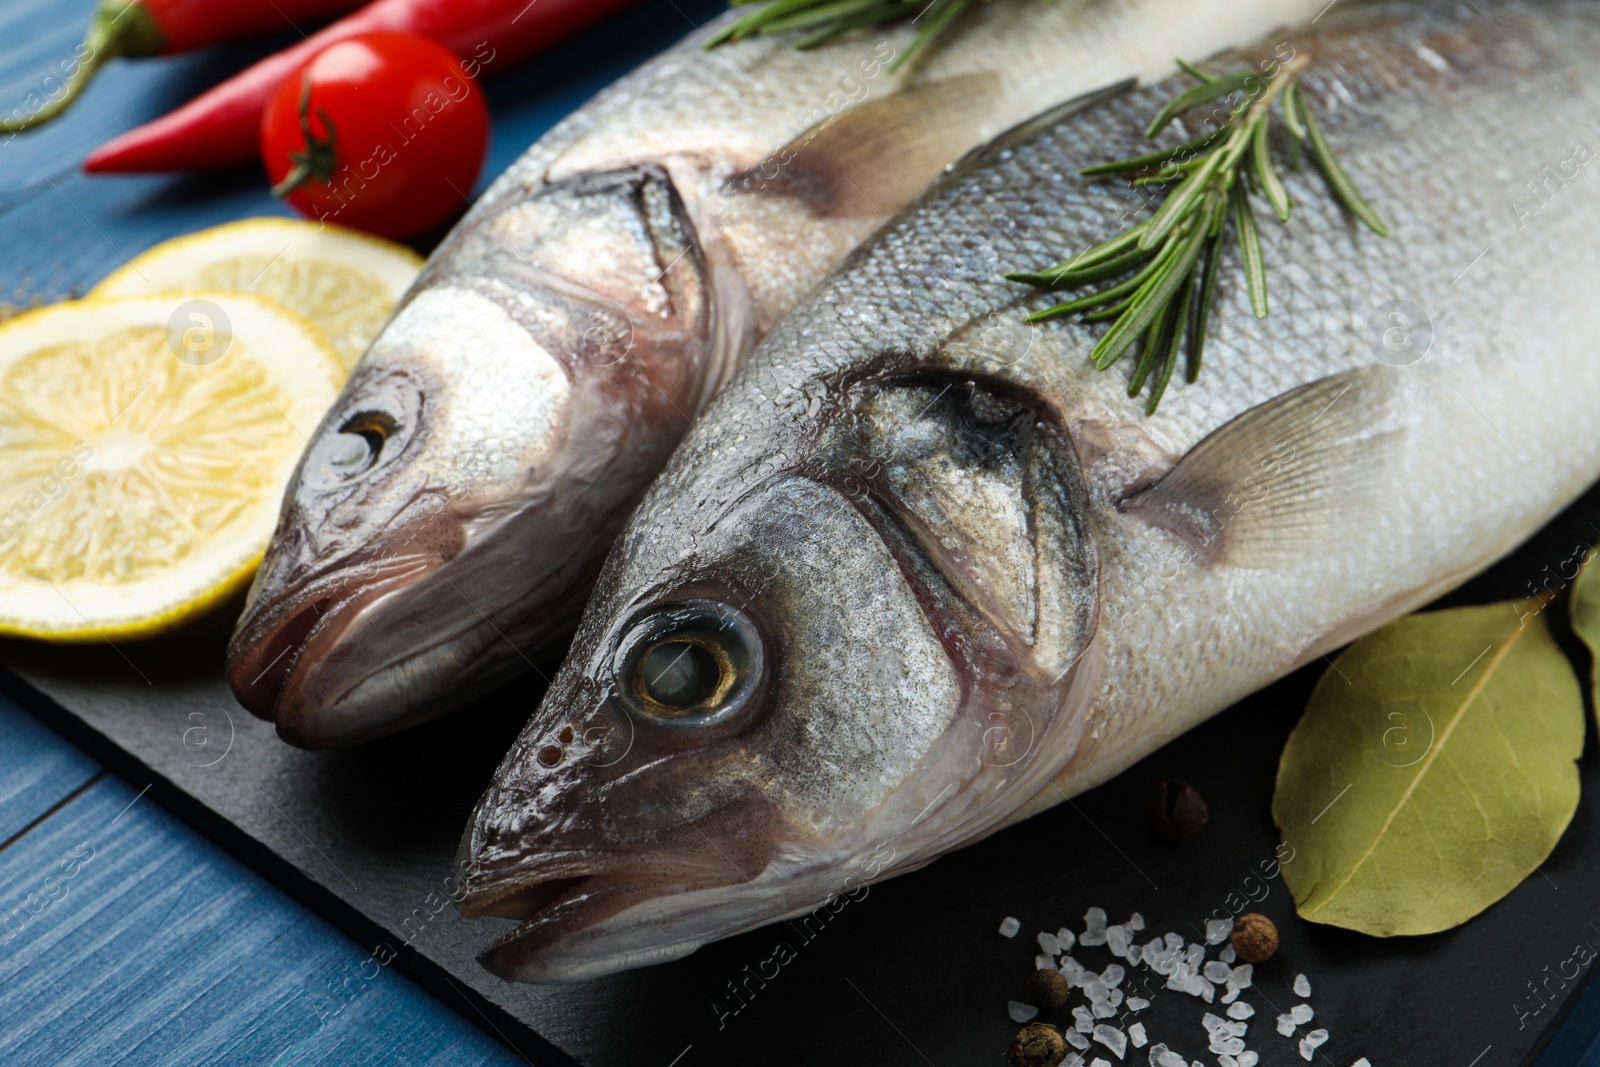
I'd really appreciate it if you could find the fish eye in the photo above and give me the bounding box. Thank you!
[613,600,764,728]
[326,411,396,478]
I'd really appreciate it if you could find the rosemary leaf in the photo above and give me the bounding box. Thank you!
[1079,126,1228,177]
[1188,225,1226,382]
[1233,180,1269,319]
[1144,70,1255,138]
[1146,262,1197,413]
[1302,94,1390,236]
[1252,114,1291,221]
[1140,149,1227,249]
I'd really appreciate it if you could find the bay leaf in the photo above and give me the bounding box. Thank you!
[1274,602,1582,937]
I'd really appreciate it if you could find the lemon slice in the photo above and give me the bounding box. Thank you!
[0,293,343,642]
[92,218,422,371]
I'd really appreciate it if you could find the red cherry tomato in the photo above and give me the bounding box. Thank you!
[261,32,490,238]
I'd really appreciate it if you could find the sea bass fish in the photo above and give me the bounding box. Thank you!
[455,0,1600,981]
[225,0,1328,747]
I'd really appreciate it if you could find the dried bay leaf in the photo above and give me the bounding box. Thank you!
[1274,603,1582,936]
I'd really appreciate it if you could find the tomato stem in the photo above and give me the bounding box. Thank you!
[270,71,339,198]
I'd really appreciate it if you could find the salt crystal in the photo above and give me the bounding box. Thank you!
[1276,1014,1296,1037]
[1036,954,1058,971]
[1210,1036,1245,1057]
[1298,1039,1315,1061]
[1058,927,1078,951]
[1109,989,1124,1009]
[1108,925,1133,958]
[999,916,1021,938]
[1238,1054,1259,1067]
[1290,1004,1315,1025]
[1084,979,1110,1003]
[1147,1043,1170,1067]
[1008,1001,1039,1023]
[1129,1023,1148,1048]
[1228,964,1254,990]
[1062,1057,1085,1067]
[1219,944,1237,964]
[1294,973,1313,998]
[1220,987,1241,1004]
[1102,964,1126,988]
[1127,997,1151,1012]
[1129,912,1146,932]
[1091,1060,1111,1067]
[1164,932,1184,951]
[1093,999,1118,1018]
[1083,907,1110,946]
[1039,931,1063,954]
[1127,944,1144,966]
[1184,944,1205,970]
[1203,961,1233,983]
[1219,1056,1239,1067]
[1350,1060,1370,1067]
[1226,1001,1255,1020]
[1074,1005,1095,1032]
[1094,1024,1128,1059]
[1155,1049,1188,1067]
[1067,1030,1091,1050]
[1304,1029,1329,1049]
[1203,1013,1226,1034]
[1205,917,1232,944]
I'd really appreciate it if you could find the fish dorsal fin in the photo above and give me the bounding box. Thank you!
[833,374,1098,678]
[729,72,1003,218]
[1122,367,1403,566]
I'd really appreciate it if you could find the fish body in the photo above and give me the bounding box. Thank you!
[457,0,1600,981]
[225,0,1327,747]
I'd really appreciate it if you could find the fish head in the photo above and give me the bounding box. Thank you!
[227,163,741,747]
[458,367,1103,981]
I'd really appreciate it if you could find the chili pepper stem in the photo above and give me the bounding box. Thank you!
[0,0,164,134]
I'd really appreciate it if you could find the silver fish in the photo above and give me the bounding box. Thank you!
[456,0,1600,981]
[224,0,1325,747]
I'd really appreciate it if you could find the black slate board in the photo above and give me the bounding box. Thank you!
[8,474,1600,1067]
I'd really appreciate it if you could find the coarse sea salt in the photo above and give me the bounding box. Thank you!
[1219,944,1237,964]
[1039,931,1063,954]
[1067,1029,1091,1050]
[1102,964,1126,988]
[1227,964,1254,990]
[1205,917,1232,944]
[1238,1054,1259,1067]
[1127,997,1151,1012]
[1350,1059,1371,1067]
[1129,912,1146,932]
[1294,973,1313,998]
[1290,1003,1314,1025]
[1276,1014,1296,1037]
[999,916,1021,938]
[1129,1023,1148,1048]
[1091,1059,1111,1067]
[1203,960,1232,983]
[1083,907,1110,946]
[1074,1006,1095,1032]
[1226,1001,1255,1020]
[1008,1001,1038,1023]
[1094,1024,1128,1059]
[1304,1029,1329,1049]
[1298,1039,1316,1062]
[1058,927,1078,951]
[1036,954,1058,971]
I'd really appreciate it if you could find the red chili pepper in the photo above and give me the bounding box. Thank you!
[83,0,643,174]
[0,0,361,134]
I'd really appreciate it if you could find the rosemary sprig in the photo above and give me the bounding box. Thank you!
[1008,54,1389,414]
[708,0,985,71]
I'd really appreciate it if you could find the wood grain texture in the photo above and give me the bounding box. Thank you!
[0,698,521,1067]
[0,695,98,843]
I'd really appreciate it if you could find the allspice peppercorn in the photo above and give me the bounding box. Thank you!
[1007,1022,1067,1067]
[1026,967,1071,1010]
[1151,779,1209,840]
[1230,912,1279,963]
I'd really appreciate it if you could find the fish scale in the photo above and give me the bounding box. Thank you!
[457,0,1600,983]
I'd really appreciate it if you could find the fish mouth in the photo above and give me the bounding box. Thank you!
[458,856,723,983]
[228,554,453,747]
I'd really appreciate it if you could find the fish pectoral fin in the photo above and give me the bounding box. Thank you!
[1120,366,1403,567]
[730,72,1003,218]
